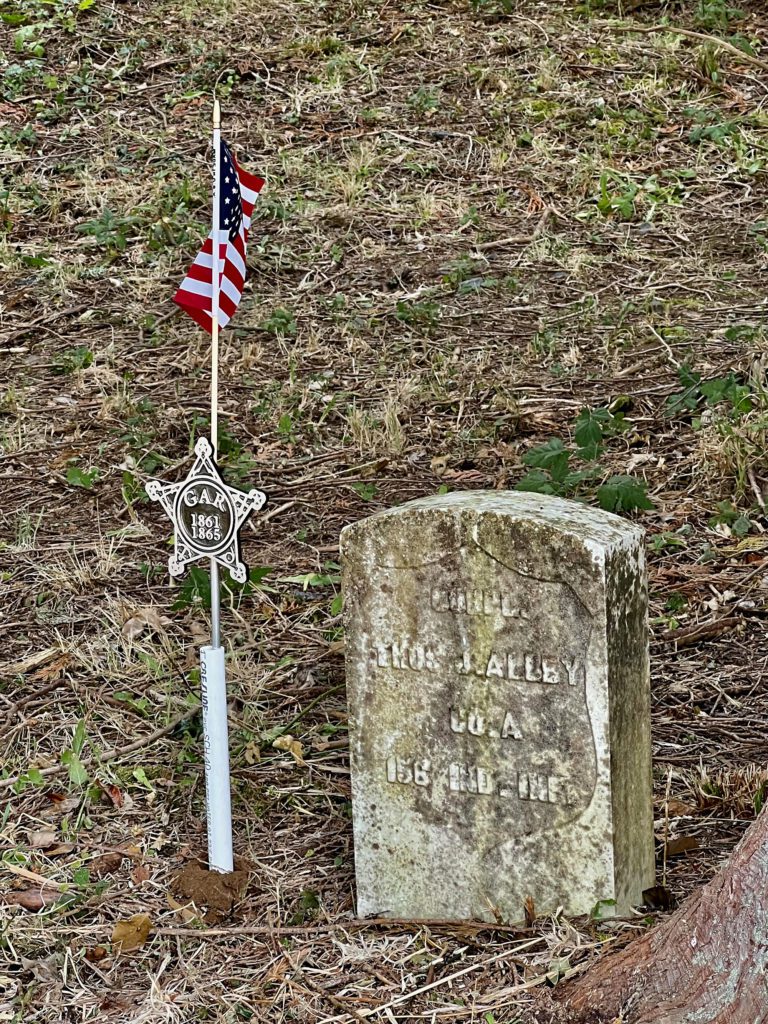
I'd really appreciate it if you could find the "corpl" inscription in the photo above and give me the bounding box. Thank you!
[431,588,529,618]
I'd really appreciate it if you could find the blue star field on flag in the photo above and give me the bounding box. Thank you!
[220,141,243,242]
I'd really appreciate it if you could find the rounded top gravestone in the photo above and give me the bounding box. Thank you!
[341,490,654,923]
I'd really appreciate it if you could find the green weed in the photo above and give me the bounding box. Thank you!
[66,463,99,489]
[592,170,693,222]
[469,0,514,16]
[395,300,440,333]
[694,1,744,32]
[262,307,297,338]
[351,482,377,501]
[516,406,652,513]
[52,346,93,375]
[279,563,342,616]
[748,221,768,251]
[709,500,752,536]
[171,564,272,612]
[650,530,689,554]
[665,365,752,420]
[2,60,45,100]
[408,86,441,115]
[77,209,138,255]
[61,719,88,786]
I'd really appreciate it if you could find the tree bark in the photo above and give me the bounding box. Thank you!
[559,808,768,1024]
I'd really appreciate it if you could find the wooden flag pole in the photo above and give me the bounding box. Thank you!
[200,95,234,874]
[210,97,222,648]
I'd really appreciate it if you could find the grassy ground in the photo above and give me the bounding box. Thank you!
[2,0,768,1020]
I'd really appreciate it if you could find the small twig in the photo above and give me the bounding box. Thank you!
[473,234,533,252]
[1,863,65,890]
[282,683,346,734]
[615,350,664,379]
[147,917,537,938]
[661,768,673,889]
[0,675,71,728]
[748,467,766,512]
[613,23,768,74]
[648,326,681,369]
[256,499,296,525]
[737,558,768,589]
[474,209,555,253]
[2,647,61,678]
[659,615,743,647]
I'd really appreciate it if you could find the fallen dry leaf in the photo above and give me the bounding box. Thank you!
[43,793,81,817]
[167,893,201,925]
[90,852,124,878]
[272,734,305,764]
[666,836,700,857]
[523,895,536,927]
[27,830,58,849]
[112,913,152,952]
[190,621,209,646]
[2,888,57,911]
[97,781,124,808]
[131,863,150,885]
[244,741,261,765]
[430,454,449,475]
[42,843,76,858]
[666,798,697,817]
[121,606,169,641]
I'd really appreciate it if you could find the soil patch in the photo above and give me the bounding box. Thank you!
[170,857,251,923]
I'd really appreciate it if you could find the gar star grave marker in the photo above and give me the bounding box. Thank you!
[341,490,654,922]
[147,437,265,585]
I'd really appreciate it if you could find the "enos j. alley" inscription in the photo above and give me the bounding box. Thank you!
[342,491,655,923]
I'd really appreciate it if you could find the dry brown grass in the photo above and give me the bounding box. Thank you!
[2,0,768,1020]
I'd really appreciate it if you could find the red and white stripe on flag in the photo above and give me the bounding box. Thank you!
[173,151,264,334]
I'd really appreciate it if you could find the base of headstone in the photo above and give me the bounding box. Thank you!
[341,491,654,923]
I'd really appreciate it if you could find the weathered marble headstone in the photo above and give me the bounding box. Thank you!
[341,491,654,922]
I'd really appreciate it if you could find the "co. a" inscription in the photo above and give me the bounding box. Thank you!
[450,707,522,740]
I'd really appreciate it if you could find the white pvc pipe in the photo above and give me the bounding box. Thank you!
[200,644,233,873]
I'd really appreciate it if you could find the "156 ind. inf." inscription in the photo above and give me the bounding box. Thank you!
[386,756,576,805]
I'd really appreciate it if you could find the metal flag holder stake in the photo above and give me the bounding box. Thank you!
[147,100,266,873]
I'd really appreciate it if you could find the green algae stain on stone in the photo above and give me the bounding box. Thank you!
[341,491,654,923]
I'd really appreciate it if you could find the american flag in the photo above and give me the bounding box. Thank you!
[173,140,264,333]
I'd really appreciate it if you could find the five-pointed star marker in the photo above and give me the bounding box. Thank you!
[146,437,266,584]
